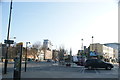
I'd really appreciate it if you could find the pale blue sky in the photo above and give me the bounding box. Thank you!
[1,0,118,55]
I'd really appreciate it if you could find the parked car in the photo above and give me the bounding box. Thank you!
[27,58,32,61]
[85,59,114,70]
[47,59,52,62]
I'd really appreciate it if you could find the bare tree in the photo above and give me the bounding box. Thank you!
[32,41,42,50]
[29,41,42,60]
[22,47,26,59]
[58,46,66,62]
[42,46,46,60]
[8,46,16,59]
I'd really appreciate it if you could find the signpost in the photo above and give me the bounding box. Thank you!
[4,40,14,74]
[4,0,13,74]
[13,42,23,80]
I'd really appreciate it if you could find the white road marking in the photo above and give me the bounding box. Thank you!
[112,68,118,73]
[79,67,84,74]
[94,69,99,74]
[82,67,85,74]
[79,68,83,73]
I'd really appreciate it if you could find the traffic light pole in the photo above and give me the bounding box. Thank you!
[4,0,12,74]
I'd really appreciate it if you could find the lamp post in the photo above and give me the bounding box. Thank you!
[25,42,30,72]
[92,36,94,51]
[81,39,83,50]
[81,38,84,58]
[4,0,13,74]
[70,48,72,63]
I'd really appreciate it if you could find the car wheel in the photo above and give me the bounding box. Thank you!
[88,66,92,70]
[106,66,111,70]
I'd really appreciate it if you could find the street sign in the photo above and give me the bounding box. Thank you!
[16,42,23,46]
[4,40,14,44]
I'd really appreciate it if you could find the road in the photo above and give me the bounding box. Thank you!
[1,61,119,78]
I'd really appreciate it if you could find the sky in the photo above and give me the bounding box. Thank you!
[1,0,118,55]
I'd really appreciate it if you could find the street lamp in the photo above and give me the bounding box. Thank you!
[4,0,13,74]
[92,36,94,44]
[81,39,83,50]
[70,48,72,63]
[25,42,30,72]
[81,38,84,58]
[92,36,94,51]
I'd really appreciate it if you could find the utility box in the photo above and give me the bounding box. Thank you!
[13,42,23,80]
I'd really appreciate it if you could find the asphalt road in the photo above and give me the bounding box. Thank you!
[1,61,119,78]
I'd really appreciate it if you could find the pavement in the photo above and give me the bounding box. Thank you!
[0,62,3,80]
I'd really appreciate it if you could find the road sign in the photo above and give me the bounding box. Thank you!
[16,42,23,46]
[4,40,14,44]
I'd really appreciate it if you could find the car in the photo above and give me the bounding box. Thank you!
[27,58,32,61]
[47,59,52,62]
[84,59,114,70]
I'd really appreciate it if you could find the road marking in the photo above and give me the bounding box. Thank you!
[79,68,83,73]
[80,67,84,74]
[113,68,118,73]
[94,69,99,74]
[82,67,85,74]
